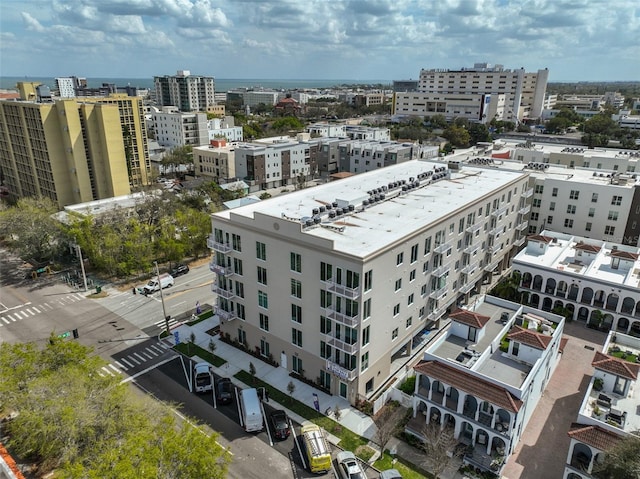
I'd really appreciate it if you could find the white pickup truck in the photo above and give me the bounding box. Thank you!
[141,273,174,294]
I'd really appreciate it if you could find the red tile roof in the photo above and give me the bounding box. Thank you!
[414,360,523,412]
[507,326,552,350]
[527,234,554,244]
[592,351,640,380]
[567,423,622,451]
[449,308,491,329]
[559,337,569,353]
[610,249,639,260]
[575,242,601,253]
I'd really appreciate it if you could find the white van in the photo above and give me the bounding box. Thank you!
[193,362,212,393]
[239,388,264,432]
[143,273,174,294]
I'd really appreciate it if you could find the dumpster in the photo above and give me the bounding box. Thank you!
[95,286,102,294]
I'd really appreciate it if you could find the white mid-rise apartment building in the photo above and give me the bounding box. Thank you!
[193,140,241,182]
[208,117,243,142]
[393,92,505,124]
[512,231,640,333]
[55,77,77,98]
[409,296,564,476]
[564,330,640,479]
[151,106,209,147]
[344,125,391,141]
[307,123,347,138]
[154,70,216,113]
[417,63,549,122]
[242,91,280,108]
[207,160,531,404]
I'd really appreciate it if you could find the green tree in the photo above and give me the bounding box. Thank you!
[592,435,640,479]
[0,197,66,264]
[468,123,492,145]
[442,125,470,148]
[427,114,447,129]
[545,116,572,134]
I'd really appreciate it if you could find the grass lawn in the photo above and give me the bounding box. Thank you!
[609,349,638,363]
[174,342,226,367]
[374,452,432,479]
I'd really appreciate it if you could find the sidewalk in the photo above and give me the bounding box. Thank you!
[169,317,465,479]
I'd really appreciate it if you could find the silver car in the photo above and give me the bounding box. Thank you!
[336,451,367,479]
[379,469,403,479]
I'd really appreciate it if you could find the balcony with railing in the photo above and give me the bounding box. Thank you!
[491,205,509,217]
[207,236,232,253]
[489,225,505,237]
[518,205,531,215]
[515,221,528,231]
[324,280,360,299]
[513,236,526,247]
[323,306,360,327]
[214,305,238,321]
[209,260,234,276]
[429,286,447,300]
[434,241,452,254]
[459,282,476,294]
[431,262,451,278]
[326,335,359,354]
[485,257,501,272]
[211,284,236,299]
[466,222,482,234]
[522,187,534,198]
[489,244,502,254]
[428,306,447,321]
[461,261,479,275]
[325,360,357,381]
[464,242,481,255]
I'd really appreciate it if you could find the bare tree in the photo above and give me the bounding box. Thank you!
[419,423,461,479]
[373,402,405,454]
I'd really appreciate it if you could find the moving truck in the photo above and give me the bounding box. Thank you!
[239,388,263,432]
[193,362,212,393]
[301,424,332,473]
[142,273,174,294]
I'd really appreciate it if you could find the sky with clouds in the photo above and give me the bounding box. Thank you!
[1,0,638,82]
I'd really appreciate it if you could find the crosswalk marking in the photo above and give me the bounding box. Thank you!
[128,355,141,365]
[43,303,53,310]
[120,357,135,368]
[101,366,115,376]
[141,351,154,360]
[108,364,122,374]
[145,347,159,357]
[32,306,40,313]
[1,317,9,324]
[133,352,147,363]
[18,311,28,319]
[114,360,127,371]
[8,314,17,322]
[25,308,35,315]
[149,344,165,354]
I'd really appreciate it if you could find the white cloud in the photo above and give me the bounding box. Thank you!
[21,12,45,32]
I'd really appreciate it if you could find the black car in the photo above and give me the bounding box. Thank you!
[170,263,189,277]
[268,409,290,440]
[216,378,233,405]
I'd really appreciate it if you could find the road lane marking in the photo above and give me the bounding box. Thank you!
[120,355,179,383]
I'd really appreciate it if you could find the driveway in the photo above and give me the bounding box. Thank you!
[502,321,607,479]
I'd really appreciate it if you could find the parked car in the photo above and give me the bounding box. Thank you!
[379,469,403,479]
[336,451,367,479]
[268,409,290,440]
[170,263,189,277]
[216,377,233,405]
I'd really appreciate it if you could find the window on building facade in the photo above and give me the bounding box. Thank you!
[392,328,398,340]
[406,317,412,328]
[256,241,266,260]
[320,262,333,281]
[232,234,242,252]
[292,356,303,373]
[552,188,558,197]
[549,201,555,211]
[569,190,580,200]
[362,325,370,345]
[259,313,269,331]
[611,196,622,206]
[393,304,400,316]
[257,266,267,285]
[586,222,592,231]
[424,236,432,254]
[395,278,402,291]
[547,216,553,225]
[608,211,619,221]
[409,269,416,282]
[396,252,404,265]
[564,219,574,228]
[291,278,302,298]
[364,270,372,291]
[592,193,598,203]
[290,252,302,272]
[567,205,576,214]
[258,290,268,309]
[605,225,615,235]
[292,328,302,347]
[291,304,302,323]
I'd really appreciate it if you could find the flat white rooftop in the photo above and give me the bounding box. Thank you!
[213,159,526,258]
[513,231,640,289]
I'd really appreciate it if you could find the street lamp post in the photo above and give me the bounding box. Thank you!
[154,261,171,336]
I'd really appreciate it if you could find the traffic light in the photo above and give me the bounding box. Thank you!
[72,328,79,339]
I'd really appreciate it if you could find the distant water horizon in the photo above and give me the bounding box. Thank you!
[0,76,392,92]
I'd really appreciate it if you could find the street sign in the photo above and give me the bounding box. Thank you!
[173,331,180,344]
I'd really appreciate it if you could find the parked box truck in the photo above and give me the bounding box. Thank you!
[239,388,264,432]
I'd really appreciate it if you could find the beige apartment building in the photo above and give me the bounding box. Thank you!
[207,160,531,404]
[0,98,132,207]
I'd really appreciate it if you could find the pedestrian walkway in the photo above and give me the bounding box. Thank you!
[0,293,84,327]
[168,317,465,479]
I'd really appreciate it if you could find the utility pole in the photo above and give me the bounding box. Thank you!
[74,242,88,292]
[154,261,171,336]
